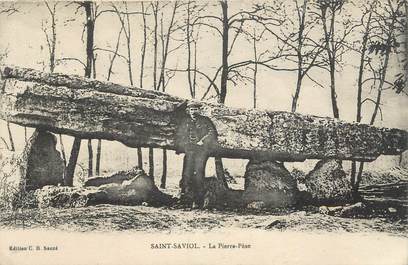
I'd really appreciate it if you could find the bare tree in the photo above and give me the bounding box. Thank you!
[157,1,183,188]
[284,0,326,112]
[192,0,289,182]
[247,28,270,108]
[85,1,96,179]
[350,0,406,194]
[185,0,201,99]
[349,0,377,196]
[65,1,97,185]
[0,5,18,151]
[148,1,160,180]
[137,2,148,170]
[313,0,357,119]
[95,15,126,176]
[42,1,68,168]
[0,2,19,16]
[42,2,57,73]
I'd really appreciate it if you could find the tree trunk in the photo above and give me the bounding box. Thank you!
[66,1,95,185]
[219,0,229,104]
[213,0,230,184]
[351,10,374,196]
[65,137,81,186]
[137,2,147,170]
[329,65,339,119]
[87,139,93,177]
[96,139,101,175]
[24,126,28,143]
[160,149,167,188]
[59,134,67,166]
[292,74,302,113]
[137,148,143,169]
[149,147,154,181]
[186,0,194,98]
[149,2,159,178]
[253,30,258,109]
[6,121,14,151]
[215,156,228,188]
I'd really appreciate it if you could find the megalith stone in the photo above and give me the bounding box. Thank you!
[101,172,174,206]
[25,130,65,190]
[300,159,352,205]
[0,130,64,208]
[34,185,107,208]
[34,168,174,208]
[202,176,228,208]
[85,167,144,186]
[242,160,298,208]
[99,172,159,204]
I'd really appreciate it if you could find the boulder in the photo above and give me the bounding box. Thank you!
[0,130,64,208]
[338,202,367,218]
[25,130,65,190]
[318,202,368,218]
[84,167,144,187]
[301,159,352,205]
[99,172,173,206]
[34,185,107,208]
[242,160,298,208]
[202,176,228,208]
[34,170,174,208]
[247,201,266,210]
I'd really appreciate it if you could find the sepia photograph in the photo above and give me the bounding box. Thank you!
[0,0,407,264]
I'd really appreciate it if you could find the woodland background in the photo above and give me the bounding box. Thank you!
[0,0,406,187]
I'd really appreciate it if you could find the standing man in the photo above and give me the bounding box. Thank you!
[177,101,217,208]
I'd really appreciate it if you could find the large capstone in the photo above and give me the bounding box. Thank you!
[1,66,407,162]
[0,130,64,208]
[300,159,352,205]
[242,160,298,208]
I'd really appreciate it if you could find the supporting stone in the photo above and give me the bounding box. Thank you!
[299,159,352,205]
[26,130,65,190]
[242,160,298,208]
[0,130,64,208]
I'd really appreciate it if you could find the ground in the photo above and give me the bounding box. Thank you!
[0,171,407,265]
[0,204,406,236]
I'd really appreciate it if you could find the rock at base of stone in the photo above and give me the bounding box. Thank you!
[246,201,265,210]
[99,172,173,206]
[318,202,368,218]
[34,169,174,208]
[338,202,367,218]
[0,130,64,209]
[34,185,107,208]
[202,176,228,208]
[301,159,352,205]
[242,160,298,208]
[84,167,144,187]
